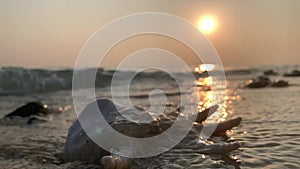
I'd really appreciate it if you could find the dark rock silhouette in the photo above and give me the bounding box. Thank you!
[4,102,49,118]
[263,70,278,76]
[271,80,289,87]
[194,71,209,79]
[245,76,271,88]
[284,70,300,77]
[245,76,289,89]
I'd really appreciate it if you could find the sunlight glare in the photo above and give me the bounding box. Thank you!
[200,64,215,72]
[197,15,218,34]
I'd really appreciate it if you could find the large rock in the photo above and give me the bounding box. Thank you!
[284,70,300,77]
[245,76,271,88]
[64,98,242,167]
[63,98,157,163]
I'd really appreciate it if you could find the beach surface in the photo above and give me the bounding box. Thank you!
[0,66,299,169]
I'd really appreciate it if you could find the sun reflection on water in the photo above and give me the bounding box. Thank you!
[195,76,241,124]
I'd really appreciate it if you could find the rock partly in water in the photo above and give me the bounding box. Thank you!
[4,102,49,118]
[64,98,242,168]
[3,102,67,125]
[284,70,300,77]
[194,71,209,79]
[263,70,278,76]
[271,80,289,87]
[245,76,289,89]
[245,76,271,88]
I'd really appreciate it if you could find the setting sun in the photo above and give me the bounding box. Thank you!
[197,15,218,34]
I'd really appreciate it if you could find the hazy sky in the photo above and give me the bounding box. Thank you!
[0,0,300,68]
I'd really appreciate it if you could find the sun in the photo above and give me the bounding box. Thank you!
[197,15,218,34]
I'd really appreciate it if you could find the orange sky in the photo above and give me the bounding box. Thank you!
[0,0,300,68]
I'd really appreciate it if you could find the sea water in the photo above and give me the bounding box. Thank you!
[0,65,299,169]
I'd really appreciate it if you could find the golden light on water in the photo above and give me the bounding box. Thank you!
[203,76,214,86]
[197,15,218,34]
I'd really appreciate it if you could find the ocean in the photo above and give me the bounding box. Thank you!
[0,65,299,169]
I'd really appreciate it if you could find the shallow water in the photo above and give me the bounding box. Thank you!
[0,66,299,169]
[232,83,300,169]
